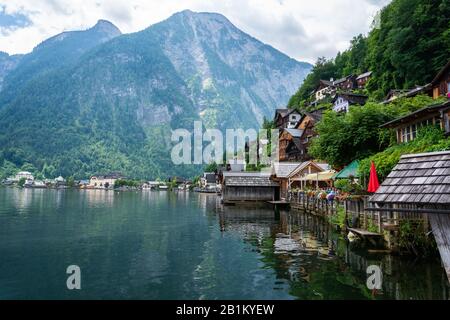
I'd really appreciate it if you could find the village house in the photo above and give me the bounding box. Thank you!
[313,79,336,102]
[356,71,372,89]
[201,172,218,190]
[278,110,323,163]
[381,100,450,144]
[221,172,280,204]
[89,172,125,189]
[279,129,308,162]
[430,60,450,99]
[333,75,357,91]
[273,108,302,129]
[14,171,34,181]
[332,92,368,113]
[294,110,323,152]
[382,61,449,104]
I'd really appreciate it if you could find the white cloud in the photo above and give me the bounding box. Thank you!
[0,0,391,63]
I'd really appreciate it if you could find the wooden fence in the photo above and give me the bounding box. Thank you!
[288,191,429,234]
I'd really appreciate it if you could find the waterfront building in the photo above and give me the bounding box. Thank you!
[14,171,34,181]
[89,172,124,189]
[221,172,279,204]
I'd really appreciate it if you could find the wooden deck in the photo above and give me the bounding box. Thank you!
[429,214,450,283]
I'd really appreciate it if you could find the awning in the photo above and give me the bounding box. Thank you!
[293,170,336,182]
[333,160,359,179]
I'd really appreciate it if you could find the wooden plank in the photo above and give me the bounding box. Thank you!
[429,214,450,283]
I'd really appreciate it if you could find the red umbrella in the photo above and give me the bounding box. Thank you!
[367,161,380,193]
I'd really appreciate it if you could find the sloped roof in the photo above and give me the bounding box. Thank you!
[333,160,359,179]
[272,162,303,178]
[275,108,289,117]
[319,79,334,87]
[283,128,304,138]
[224,172,279,187]
[370,151,450,205]
[431,60,450,85]
[381,101,450,128]
[356,71,372,80]
[287,161,327,178]
[334,74,355,85]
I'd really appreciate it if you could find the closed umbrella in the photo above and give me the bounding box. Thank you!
[367,161,380,193]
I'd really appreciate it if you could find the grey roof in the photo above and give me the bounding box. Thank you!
[356,71,372,80]
[275,108,290,118]
[224,173,279,187]
[272,162,303,178]
[381,101,450,128]
[370,151,450,205]
[284,128,304,138]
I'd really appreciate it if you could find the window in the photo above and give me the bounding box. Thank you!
[412,124,418,139]
[401,127,409,142]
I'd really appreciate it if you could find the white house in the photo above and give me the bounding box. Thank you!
[14,171,34,181]
[332,93,368,113]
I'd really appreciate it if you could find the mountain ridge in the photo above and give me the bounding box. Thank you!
[0,11,311,179]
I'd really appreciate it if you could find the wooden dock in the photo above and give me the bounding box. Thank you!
[429,214,450,283]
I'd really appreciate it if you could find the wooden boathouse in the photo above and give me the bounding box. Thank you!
[221,172,280,204]
[368,151,450,282]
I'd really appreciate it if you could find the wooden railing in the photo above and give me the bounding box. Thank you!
[289,191,429,234]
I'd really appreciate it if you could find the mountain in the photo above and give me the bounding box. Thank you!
[0,52,22,91]
[0,20,122,101]
[0,11,311,180]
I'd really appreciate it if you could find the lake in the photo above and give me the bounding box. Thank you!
[0,187,448,300]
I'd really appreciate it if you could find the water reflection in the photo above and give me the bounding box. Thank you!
[0,188,448,300]
[217,205,450,300]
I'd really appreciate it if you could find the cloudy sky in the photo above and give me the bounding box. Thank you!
[0,0,391,63]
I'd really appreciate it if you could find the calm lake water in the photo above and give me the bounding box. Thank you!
[0,187,448,300]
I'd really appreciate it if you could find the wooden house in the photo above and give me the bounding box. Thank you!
[333,75,357,91]
[381,101,450,144]
[279,129,308,162]
[332,92,368,113]
[314,79,336,102]
[382,87,432,104]
[356,71,372,89]
[431,60,450,99]
[273,109,302,129]
[294,110,323,153]
[221,172,279,204]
